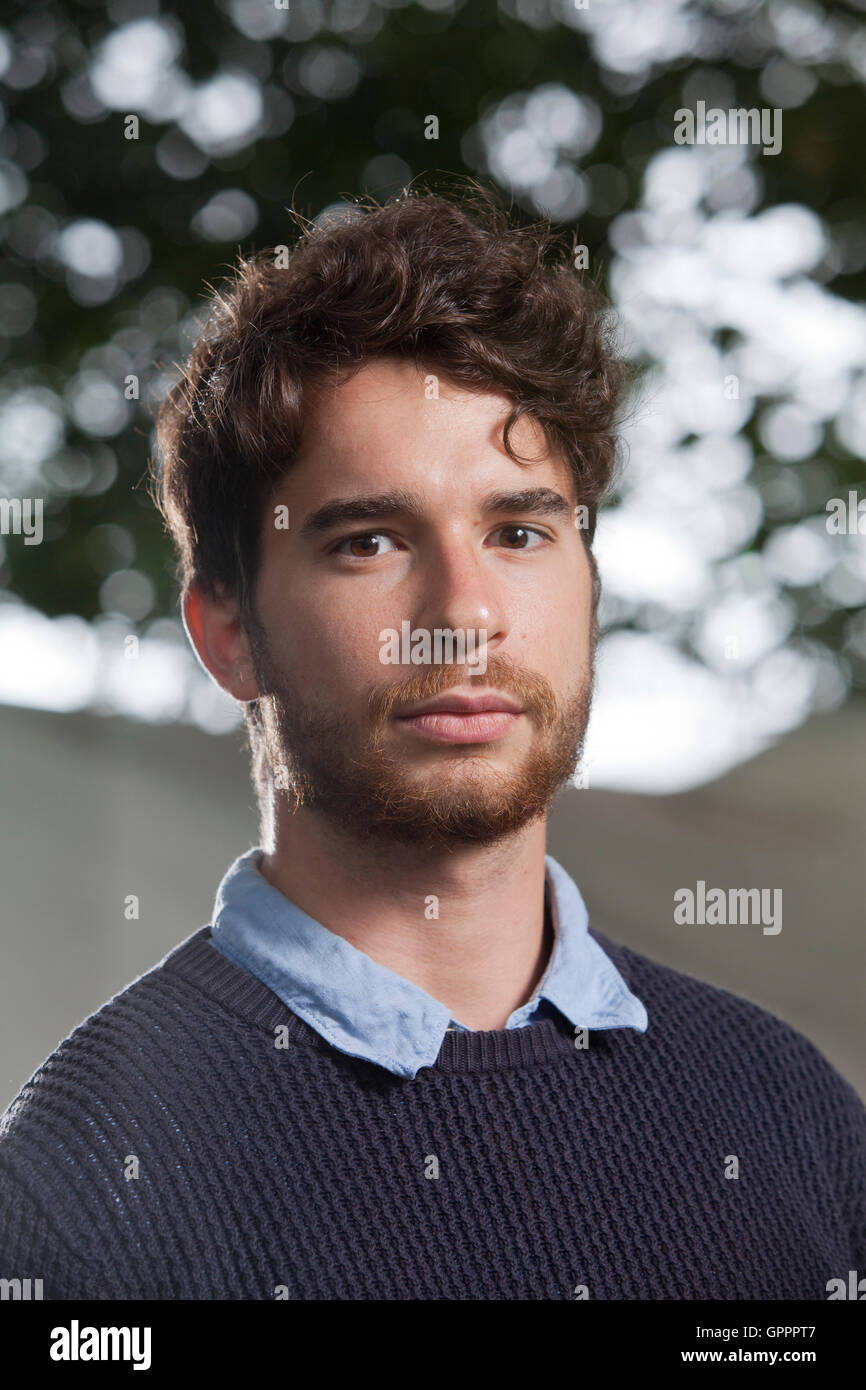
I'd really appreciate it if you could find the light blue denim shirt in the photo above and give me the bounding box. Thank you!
[208,847,648,1079]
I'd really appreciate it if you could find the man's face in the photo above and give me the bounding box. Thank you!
[247,356,597,848]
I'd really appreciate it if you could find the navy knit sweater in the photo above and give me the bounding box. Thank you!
[1,924,864,1300]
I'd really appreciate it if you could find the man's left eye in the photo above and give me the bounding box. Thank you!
[490,525,549,550]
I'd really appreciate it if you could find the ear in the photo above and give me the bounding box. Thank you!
[181,583,260,703]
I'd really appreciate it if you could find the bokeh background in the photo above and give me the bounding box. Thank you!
[1,0,864,1109]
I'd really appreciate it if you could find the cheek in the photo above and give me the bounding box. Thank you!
[529,561,592,673]
[310,578,409,675]
[298,608,391,688]
[526,562,589,636]
[257,562,400,690]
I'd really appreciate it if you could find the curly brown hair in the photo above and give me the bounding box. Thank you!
[149,182,627,810]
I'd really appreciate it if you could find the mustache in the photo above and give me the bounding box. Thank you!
[367,652,559,732]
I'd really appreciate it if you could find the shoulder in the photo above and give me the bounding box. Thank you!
[1,925,293,1120]
[0,929,281,1220]
[2,928,230,1117]
[590,925,866,1132]
[0,928,308,1290]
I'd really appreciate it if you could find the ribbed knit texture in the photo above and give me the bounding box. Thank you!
[1,925,864,1300]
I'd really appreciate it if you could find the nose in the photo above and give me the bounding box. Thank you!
[413,530,510,663]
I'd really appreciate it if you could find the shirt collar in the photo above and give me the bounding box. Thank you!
[209,847,647,1079]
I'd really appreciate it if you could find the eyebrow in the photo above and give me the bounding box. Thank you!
[298,487,574,540]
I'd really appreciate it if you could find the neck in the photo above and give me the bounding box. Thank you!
[258,804,552,1030]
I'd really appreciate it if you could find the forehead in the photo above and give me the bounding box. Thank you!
[288,355,573,494]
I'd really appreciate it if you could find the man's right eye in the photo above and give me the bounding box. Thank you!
[330,532,400,558]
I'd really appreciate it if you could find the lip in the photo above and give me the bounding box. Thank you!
[395,709,521,745]
[395,690,522,718]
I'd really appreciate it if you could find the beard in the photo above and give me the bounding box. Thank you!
[246,623,596,850]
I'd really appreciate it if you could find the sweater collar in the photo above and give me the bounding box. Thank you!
[209,847,647,1079]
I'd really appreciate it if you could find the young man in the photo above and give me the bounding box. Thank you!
[1,191,864,1301]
